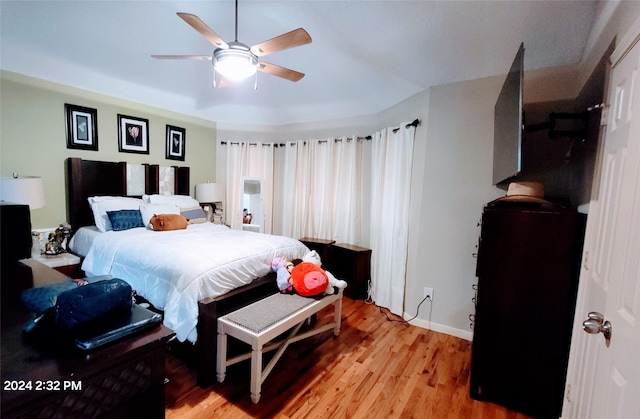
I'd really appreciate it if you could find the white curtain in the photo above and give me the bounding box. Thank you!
[275,137,365,244]
[369,125,416,315]
[221,122,416,314]
[277,140,311,239]
[223,141,274,232]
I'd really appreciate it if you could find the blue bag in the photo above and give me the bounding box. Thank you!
[21,275,113,315]
[22,277,133,333]
[54,278,133,331]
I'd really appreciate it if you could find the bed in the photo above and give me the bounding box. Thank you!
[65,158,309,386]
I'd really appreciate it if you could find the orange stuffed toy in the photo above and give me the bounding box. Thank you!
[289,262,329,297]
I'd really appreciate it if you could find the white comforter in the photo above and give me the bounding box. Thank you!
[81,223,308,343]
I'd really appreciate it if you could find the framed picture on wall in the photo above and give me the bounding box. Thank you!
[165,125,186,161]
[65,104,98,151]
[117,114,149,154]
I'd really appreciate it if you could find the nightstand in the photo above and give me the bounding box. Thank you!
[299,237,335,267]
[330,243,371,300]
[31,252,81,278]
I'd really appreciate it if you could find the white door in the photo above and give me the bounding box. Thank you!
[563,20,640,419]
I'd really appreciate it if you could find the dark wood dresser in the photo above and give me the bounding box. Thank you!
[1,259,174,418]
[470,204,586,418]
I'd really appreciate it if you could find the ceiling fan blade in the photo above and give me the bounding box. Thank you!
[177,12,229,49]
[258,62,305,82]
[250,28,311,57]
[151,55,212,60]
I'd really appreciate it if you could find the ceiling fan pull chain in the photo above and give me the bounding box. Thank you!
[254,71,258,90]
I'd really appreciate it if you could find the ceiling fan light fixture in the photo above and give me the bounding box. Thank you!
[156,9,310,84]
[214,44,258,81]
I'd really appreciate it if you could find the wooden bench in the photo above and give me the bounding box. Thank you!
[216,289,343,403]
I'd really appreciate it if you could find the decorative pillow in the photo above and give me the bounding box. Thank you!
[107,209,145,231]
[181,206,207,224]
[149,214,188,231]
[143,194,200,208]
[140,202,180,227]
[88,196,143,232]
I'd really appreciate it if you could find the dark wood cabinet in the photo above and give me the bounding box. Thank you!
[299,237,335,266]
[328,243,371,300]
[470,204,586,418]
[1,259,174,419]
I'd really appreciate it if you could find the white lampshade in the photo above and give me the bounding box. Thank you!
[195,182,224,203]
[0,176,46,209]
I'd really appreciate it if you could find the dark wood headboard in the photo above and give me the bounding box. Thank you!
[65,158,190,229]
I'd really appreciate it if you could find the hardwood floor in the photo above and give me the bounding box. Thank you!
[165,296,532,419]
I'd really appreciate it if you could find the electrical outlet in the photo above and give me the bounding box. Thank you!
[423,287,434,300]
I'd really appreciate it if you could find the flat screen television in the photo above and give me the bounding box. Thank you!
[493,43,524,185]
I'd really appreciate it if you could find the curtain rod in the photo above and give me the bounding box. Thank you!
[220,141,272,146]
[221,119,419,146]
[318,136,372,144]
[393,118,421,133]
[224,137,373,148]
[407,118,421,128]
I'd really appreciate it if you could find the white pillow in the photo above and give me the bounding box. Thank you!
[145,194,200,208]
[88,196,143,232]
[139,202,180,227]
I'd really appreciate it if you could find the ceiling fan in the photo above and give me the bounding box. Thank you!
[152,0,311,88]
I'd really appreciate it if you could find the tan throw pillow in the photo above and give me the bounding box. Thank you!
[149,214,188,231]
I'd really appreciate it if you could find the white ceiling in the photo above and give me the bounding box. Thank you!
[0,1,598,126]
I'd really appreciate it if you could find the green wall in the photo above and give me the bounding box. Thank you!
[0,71,217,229]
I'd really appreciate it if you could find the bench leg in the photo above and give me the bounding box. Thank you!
[250,344,263,403]
[217,330,227,382]
[333,296,342,336]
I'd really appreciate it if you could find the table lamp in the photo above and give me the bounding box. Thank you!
[195,182,224,222]
[0,175,46,209]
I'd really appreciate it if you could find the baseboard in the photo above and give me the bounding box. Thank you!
[404,313,473,341]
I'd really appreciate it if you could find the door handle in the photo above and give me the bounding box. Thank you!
[582,311,612,347]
